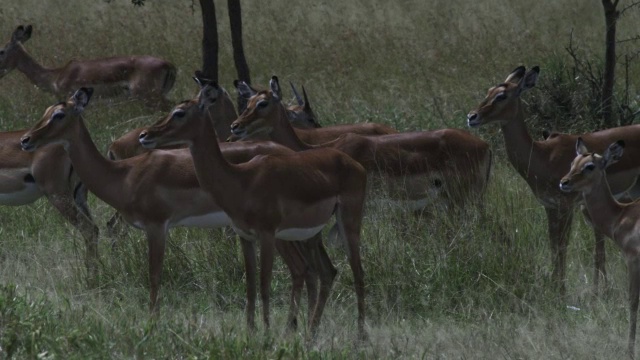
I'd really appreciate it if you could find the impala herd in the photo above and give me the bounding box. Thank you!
[3,23,640,356]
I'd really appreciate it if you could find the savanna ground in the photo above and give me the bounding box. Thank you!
[2,0,640,358]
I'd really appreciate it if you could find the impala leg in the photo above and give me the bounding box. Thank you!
[106,211,129,248]
[239,237,257,332]
[594,230,607,294]
[275,239,317,332]
[581,207,608,294]
[334,202,367,341]
[628,257,640,359]
[46,192,100,280]
[545,206,574,294]
[307,233,337,340]
[259,232,277,331]
[146,224,167,313]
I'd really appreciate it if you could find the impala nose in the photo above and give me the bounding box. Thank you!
[20,136,34,151]
[467,113,479,127]
[559,179,572,192]
[230,122,244,136]
[139,131,147,140]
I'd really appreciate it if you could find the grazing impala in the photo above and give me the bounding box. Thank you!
[0,25,176,108]
[20,88,327,332]
[559,139,640,358]
[139,76,368,339]
[0,131,99,276]
[467,66,640,293]
[230,76,492,214]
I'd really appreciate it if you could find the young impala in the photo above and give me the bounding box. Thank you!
[0,25,176,108]
[559,139,640,358]
[139,76,368,339]
[230,76,492,217]
[467,66,640,293]
[19,87,326,332]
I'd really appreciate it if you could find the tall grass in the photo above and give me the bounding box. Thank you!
[0,0,639,358]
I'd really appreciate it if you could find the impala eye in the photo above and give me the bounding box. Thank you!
[172,109,186,118]
[583,163,596,172]
[51,112,65,121]
[257,100,268,108]
[494,92,507,102]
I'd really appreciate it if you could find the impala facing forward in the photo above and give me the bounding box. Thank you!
[139,75,368,339]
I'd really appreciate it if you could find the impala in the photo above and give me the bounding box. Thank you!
[0,25,176,108]
[19,88,326,332]
[233,80,399,145]
[559,139,639,358]
[467,66,640,293]
[139,77,368,339]
[230,76,492,215]
[0,131,98,276]
[287,81,320,128]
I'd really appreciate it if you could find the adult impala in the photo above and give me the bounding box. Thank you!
[139,77,368,339]
[559,139,639,358]
[232,80,399,145]
[20,88,326,332]
[230,76,492,215]
[0,25,176,108]
[467,66,640,293]
[0,131,98,276]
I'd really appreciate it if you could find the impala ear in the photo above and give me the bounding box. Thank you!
[198,82,220,110]
[71,87,93,113]
[575,137,589,156]
[504,66,526,84]
[193,70,215,88]
[270,76,281,101]
[602,140,625,169]
[12,25,32,44]
[290,81,304,106]
[234,80,256,99]
[516,66,539,96]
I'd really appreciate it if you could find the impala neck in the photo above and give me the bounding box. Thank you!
[13,45,58,93]
[500,101,539,178]
[269,103,313,151]
[189,116,245,213]
[212,92,238,142]
[65,117,128,210]
[581,174,624,240]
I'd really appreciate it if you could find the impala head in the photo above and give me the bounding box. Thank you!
[139,72,222,148]
[288,82,320,129]
[0,25,32,79]
[20,87,93,152]
[559,138,625,193]
[230,76,286,140]
[467,66,539,127]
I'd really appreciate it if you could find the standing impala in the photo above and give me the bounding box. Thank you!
[230,76,492,215]
[139,77,368,339]
[467,66,640,293]
[0,25,176,108]
[559,139,640,358]
[19,87,327,332]
[0,131,98,276]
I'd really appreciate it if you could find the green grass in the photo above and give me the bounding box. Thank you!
[1,0,640,358]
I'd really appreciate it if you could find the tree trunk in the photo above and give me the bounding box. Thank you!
[228,0,251,112]
[199,0,219,81]
[601,0,619,128]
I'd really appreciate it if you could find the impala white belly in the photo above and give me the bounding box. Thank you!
[0,183,43,206]
[231,223,327,242]
[174,211,231,228]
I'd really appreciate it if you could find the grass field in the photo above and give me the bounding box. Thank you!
[2,0,640,358]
